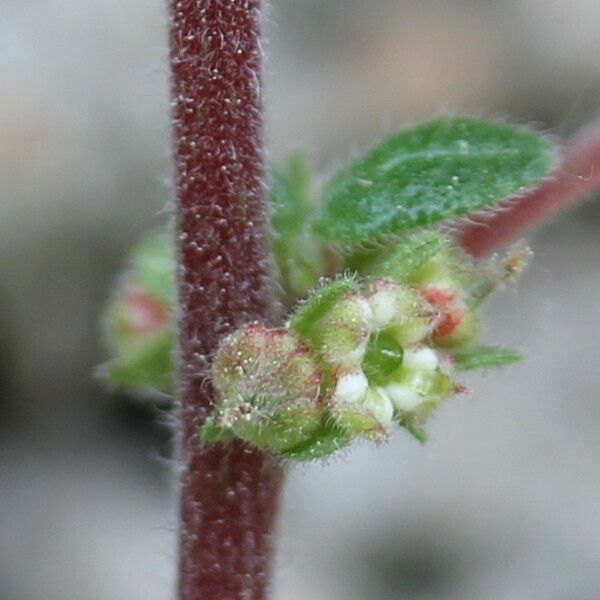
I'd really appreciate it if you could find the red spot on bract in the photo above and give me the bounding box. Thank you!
[124,285,168,335]
[420,287,464,339]
[433,308,464,338]
[421,287,456,308]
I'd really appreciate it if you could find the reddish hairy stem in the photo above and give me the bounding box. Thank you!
[169,2,282,599]
[458,123,600,257]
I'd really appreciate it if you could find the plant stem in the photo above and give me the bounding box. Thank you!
[168,2,282,599]
[458,123,600,256]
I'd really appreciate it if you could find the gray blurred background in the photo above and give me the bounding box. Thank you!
[1,1,599,598]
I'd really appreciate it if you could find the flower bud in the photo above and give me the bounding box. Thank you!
[334,371,369,404]
[385,346,454,423]
[317,294,373,370]
[211,323,324,452]
[409,247,465,292]
[420,286,479,349]
[331,374,394,440]
[367,279,438,345]
[404,241,491,350]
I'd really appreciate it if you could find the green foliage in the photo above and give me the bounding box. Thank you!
[281,418,351,461]
[270,152,325,299]
[373,230,447,281]
[288,275,360,341]
[453,346,521,371]
[270,151,312,237]
[100,116,553,460]
[200,421,235,443]
[313,117,554,242]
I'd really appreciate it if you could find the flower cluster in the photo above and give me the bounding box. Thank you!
[100,227,525,460]
[204,233,523,459]
[101,233,176,395]
[101,118,553,459]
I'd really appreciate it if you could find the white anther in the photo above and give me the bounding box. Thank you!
[402,347,439,371]
[368,289,397,328]
[353,295,375,325]
[334,371,369,404]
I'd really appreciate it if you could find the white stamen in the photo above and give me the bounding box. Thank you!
[368,290,397,328]
[334,371,369,404]
[385,382,424,412]
[354,295,375,325]
[403,347,439,371]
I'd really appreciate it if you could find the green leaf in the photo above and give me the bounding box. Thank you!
[373,230,447,281]
[398,417,428,444]
[288,276,360,340]
[313,117,555,242]
[269,153,325,298]
[270,151,313,237]
[282,418,351,461]
[200,420,235,443]
[453,346,521,371]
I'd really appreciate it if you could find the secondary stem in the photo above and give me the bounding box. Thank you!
[458,123,600,256]
[168,2,282,599]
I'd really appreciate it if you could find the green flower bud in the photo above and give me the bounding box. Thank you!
[367,279,438,345]
[330,371,394,440]
[385,346,455,424]
[435,310,480,349]
[210,323,324,452]
[420,286,480,349]
[405,240,499,350]
[408,246,468,292]
[317,294,374,371]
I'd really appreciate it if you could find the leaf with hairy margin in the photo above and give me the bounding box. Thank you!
[313,117,554,242]
[453,346,521,371]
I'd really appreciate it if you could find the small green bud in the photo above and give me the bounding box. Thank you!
[316,294,373,371]
[210,323,324,452]
[366,279,438,345]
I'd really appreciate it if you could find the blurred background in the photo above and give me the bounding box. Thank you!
[1,0,599,598]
